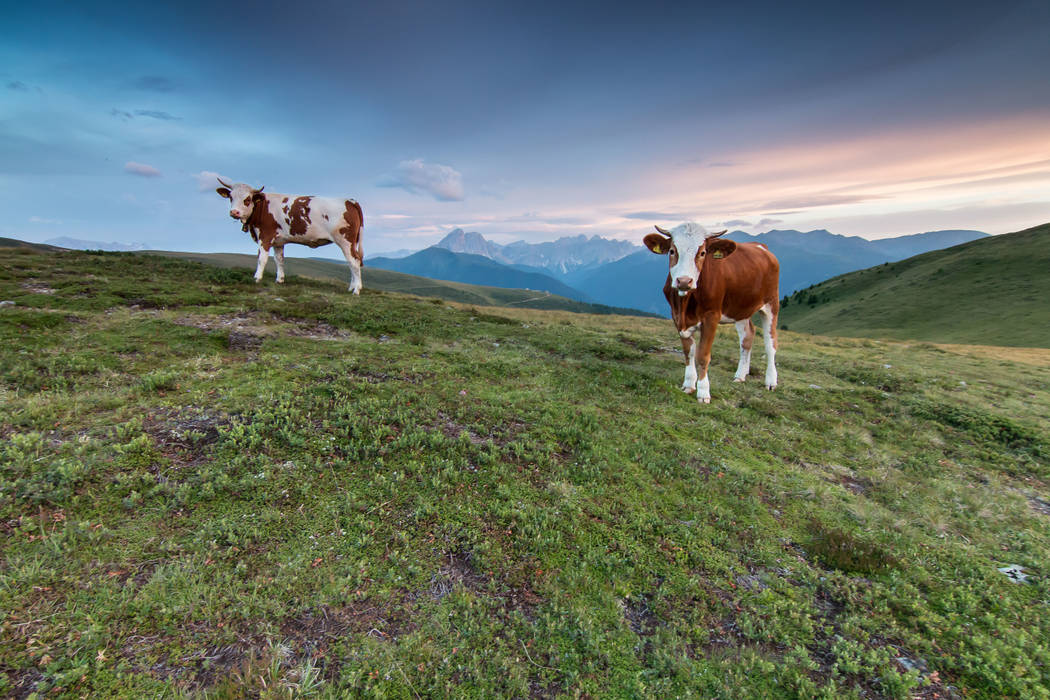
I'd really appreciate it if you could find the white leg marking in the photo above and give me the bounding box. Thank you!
[274,247,286,283]
[254,246,269,283]
[682,336,698,393]
[733,319,751,382]
[760,304,778,390]
[696,373,711,404]
[333,236,363,294]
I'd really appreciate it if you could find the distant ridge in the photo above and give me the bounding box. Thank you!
[433,228,639,277]
[779,222,1049,347]
[44,237,147,252]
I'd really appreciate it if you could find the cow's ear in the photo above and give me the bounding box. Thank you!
[707,239,737,259]
[216,187,231,199]
[251,192,266,203]
[644,233,672,255]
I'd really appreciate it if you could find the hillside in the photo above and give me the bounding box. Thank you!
[2,246,1049,697]
[780,222,1050,347]
[142,249,652,317]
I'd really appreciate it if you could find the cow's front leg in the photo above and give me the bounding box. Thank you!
[695,316,720,404]
[273,246,286,284]
[680,330,698,394]
[254,245,270,283]
[733,319,754,382]
[759,303,779,390]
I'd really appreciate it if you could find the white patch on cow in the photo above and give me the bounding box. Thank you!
[734,319,751,382]
[759,303,778,390]
[274,247,286,283]
[696,373,711,404]
[682,336,698,393]
[665,222,716,292]
[254,246,269,283]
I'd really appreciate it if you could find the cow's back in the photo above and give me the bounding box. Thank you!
[707,242,779,320]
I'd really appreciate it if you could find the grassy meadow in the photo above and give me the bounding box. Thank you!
[779,223,1050,348]
[143,250,654,318]
[2,247,1049,698]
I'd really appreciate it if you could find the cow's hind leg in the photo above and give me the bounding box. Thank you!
[273,246,286,283]
[759,303,779,390]
[333,237,363,295]
[680,331,698,393]
[254,245,270,283]
[733,319,755,382]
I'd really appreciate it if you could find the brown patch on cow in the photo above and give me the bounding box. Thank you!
[339,199,364,263]
[282,197,288,204]
[244,194,280,248]
[288,196,313,236]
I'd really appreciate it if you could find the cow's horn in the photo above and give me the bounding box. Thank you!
[654,225,671,236]
[708,229,728,238]
[217,177,233,188]
[253,185,265,194]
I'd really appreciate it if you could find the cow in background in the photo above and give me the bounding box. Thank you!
[216,178,364,294]
[644,222,780,403]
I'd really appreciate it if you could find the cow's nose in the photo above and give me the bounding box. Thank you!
[230,211,241,219]
[675,276,693,290]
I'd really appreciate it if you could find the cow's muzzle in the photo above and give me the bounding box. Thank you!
[675,276,694,296]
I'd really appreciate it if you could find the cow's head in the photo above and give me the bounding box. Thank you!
[215,177,265,224]
[644,223,735,296]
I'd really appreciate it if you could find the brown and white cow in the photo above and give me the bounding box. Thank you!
[215,178,364,294]
[644,222,780,403]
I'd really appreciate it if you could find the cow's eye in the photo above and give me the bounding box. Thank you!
[243,198,251,205]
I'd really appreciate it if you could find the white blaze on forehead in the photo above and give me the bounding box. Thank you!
[667,222,714,286]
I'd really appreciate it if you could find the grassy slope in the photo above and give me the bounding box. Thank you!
[2,249,1049,699]
[146,250,655,317]
[780,222,1050,347]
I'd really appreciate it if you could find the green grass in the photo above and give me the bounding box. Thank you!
[780,222,1050,347]
[2,247,1050,698]
[145,249,657,318]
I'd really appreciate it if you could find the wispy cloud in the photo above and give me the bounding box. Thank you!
[125,161,162,177]
[6,80,29,91]
[721,218,752,227]
[111,108,180,121]
[622,211,687,221]
[134,109,180,121]
[29,216,62,224]
[757,217,783,227]
[132,75,177,92]
[379,159,464,201]
[759,193,886,210]
[194,170,230,191]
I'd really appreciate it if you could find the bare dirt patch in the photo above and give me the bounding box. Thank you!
[20,280,56,295]
[144,407,232,470]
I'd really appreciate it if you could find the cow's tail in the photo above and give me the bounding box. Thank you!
[350,200,364,229]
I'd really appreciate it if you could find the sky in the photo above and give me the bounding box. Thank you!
[2,0,1049,257]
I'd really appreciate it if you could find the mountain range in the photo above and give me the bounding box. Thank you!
[370,227,987,314]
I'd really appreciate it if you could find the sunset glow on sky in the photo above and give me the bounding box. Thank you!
[2,0,1048,254]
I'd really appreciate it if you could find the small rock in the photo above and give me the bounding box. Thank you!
[492,342,500,347]
[998,564,1030,583]
[378,334,391,343]
[808,384,822,389]
[0,300,14,307]
[959,381,967,387]
[883,364,892,369]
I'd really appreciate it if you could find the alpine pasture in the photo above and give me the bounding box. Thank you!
[2,244,1049,698]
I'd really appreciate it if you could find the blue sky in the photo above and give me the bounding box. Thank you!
[2,0,1049,256]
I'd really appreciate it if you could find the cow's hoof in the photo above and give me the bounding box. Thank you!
[699,396,711,404]
[766,383,777,391]
[733,376,746,383]
[276,279,285,284]
[682,386,695,394]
